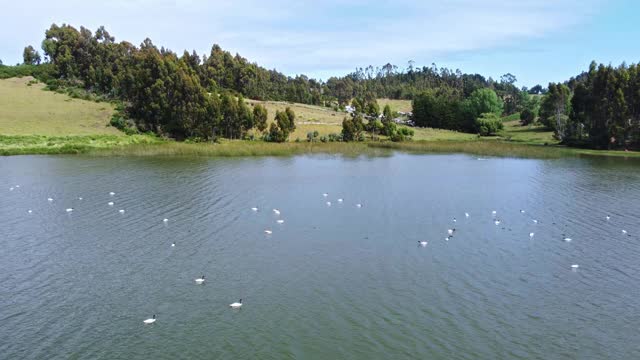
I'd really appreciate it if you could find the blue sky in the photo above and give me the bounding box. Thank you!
[1,0,639,87]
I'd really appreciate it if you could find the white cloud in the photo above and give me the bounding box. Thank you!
[0,0,602,79]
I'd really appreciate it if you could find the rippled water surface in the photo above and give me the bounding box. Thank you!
[2,154,640,359]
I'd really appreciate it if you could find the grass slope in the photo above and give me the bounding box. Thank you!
[0,77,119,136]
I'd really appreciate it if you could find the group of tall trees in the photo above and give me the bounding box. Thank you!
[412,87,504,133]
[535,61,640,149]
[31,23,300,141]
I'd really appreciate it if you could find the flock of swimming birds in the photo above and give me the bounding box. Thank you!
[6,184,632,325]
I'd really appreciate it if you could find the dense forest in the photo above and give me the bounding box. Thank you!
[539,62,640,149]
[1,23,639,149]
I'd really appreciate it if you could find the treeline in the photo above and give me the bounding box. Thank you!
[539,61,640,149]
[25,23,302,141]
[326,67,541,114]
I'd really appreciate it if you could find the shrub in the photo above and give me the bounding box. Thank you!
[475,113,504,136]
[520,109,535,126]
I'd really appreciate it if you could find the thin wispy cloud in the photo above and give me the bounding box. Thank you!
[0,0,604,82]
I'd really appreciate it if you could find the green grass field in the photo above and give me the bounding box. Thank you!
[377,98,412,113]
[0,77,120,136]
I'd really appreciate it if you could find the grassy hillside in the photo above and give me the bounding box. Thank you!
[377,99,412,113]
[0,77,120,136]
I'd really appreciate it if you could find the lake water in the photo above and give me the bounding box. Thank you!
[2,153,640,359]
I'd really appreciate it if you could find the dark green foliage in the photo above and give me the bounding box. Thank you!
[539,83,571,140]
[563,61,640,149]
[325,64,491,101]
[253,104,268,132]
[520,109,535,126]
[0,63,55,81]
[306,131,320,142]
[412,88,471,131]
[341,114,365,141]
[23,46,41,65]
[266,108,296,142]
[475,113,504,136]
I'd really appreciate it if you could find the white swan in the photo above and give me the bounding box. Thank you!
[171,242,175,247]
[606,215,610,220]
[251,207,258,211]
[78,197,83,200]
[28,210,32,214]
[108,202,114,206]
[529,232,535,238]
[66,208,73,212]
[571,264,579,269]
[563,237,572,242]
[326,201,331,206]
[143,314,156,324]
[119,209,125,213]
[622,230,628,235]
[323,193,328,197]
[465,212,469,218]
[163,218,168,223]
[520,210,525,214]
[109,192,115,196]
[337,198,343,202]
[356,204,362,208]
[195,275,205,284]
[264,229,272,235]
[494,220,501,225]
[453,218,457,223]
[47,198,53,202]
[273,209,280,215]
[532,219,538,224]
[9,187,14,191]
[15,185,20,188]
[229,299,242,308]
[277,219,284,224]
[418,240,428,246]
[447,229,454,236]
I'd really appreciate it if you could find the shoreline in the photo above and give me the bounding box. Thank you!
[2,135,640,160]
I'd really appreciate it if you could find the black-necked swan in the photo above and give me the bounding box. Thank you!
[264,229,272,235]
[143,315,156,324]
[230,299,242,308]
[418,241,428,246]
[195,275,205,284]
